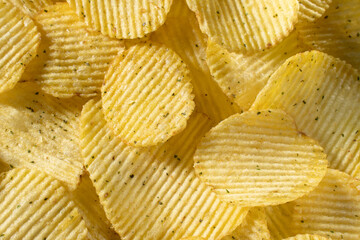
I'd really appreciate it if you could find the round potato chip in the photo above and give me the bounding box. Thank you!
[22,2,124,98]
[206,31,308,110]
[8,0,53,17]
[194,109,328,206]
[251,50,360,178]
[186,0,299,52]
[0,0,40,94]
[282,234,331,240]
[0,168,88,239]
[297,0,360,70]
[67,0,173,39]
[298,0,332,22]
[102,43,195,147]
[80,99,248,240]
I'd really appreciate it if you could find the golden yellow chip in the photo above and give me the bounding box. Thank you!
[222,208,271,240]
[0,0,40,94]
[298,0,332,22]
[70,173,120,240]
[206,32,308,110]
[0,167,88,239]
[102,43,195,147]
[22,2,124,98]
[0,82,84,189]
[297,0,360,70]
[264,203,296,240]
[282,234,332,240]
[186,0,299,52]
[80,99,248,239]
[150,0,241,123]
[194,109,328,206]
[67,0,173,39]
[251,50,360,178]
[8,0,53,17]
[180,238,206,240]
[292,169,360,239]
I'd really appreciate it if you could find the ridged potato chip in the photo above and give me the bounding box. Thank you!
[252,51,360,178]
[8,0,53,17]
[292,169,360,239]
[264,203,296,240]
[67,0,173,39]
[297,0,360,70]
[150,0,241,123]
[186,0,299,52]
[206,32,307,110]
[180,238,206,240]
[0,167,88,239]
[0,0,40,94]
[22,2,124,98]
[194,109,328,206]
[282,234,331,240]
[71,173,120,240]
[80,99,248,240]
[102,43,195,147]
[298,0,332,22]
[0,82,84,189]
[223,208,271,240]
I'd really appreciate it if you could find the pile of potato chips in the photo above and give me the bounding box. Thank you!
[0,0,359,239]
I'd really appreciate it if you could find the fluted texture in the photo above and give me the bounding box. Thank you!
[8,0,53,17]
[298,0,332,22]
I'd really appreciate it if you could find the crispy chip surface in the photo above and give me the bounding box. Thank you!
[0,168,88,239]
[102,43,195,147]
[282,234,332,240]
[22,2,124,98]
[186,0,299,52]
[206,32,307,110]
[222,208,271,240]
[297,0,360,70]
[67,0,172,39]
[291,169,360,239]
[80,99,248,240]
[0,82,84,189]
[8,0,53,17]
[0,0,40,94]
[264,203,296,240]
[150,0,241,123]
[251,51,360,178]
[194,109,328,206]
[298,0,332,22]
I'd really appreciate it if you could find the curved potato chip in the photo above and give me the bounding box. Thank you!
[71,173,120,240]
[8,0,53,17]
[0,82,84,189]
[186,0,299,52]
[292,169,360,239]
[150,0,241,123]
[264,203,296,240]
[102,43,195,147]
[0,0,40,94]
[206,32,307,110]
[0,168,88,239]
[22,2,124,98]
[194,109,328,206]
[251,51,360,178]
[67,0,173,39]
[80,99,248,240]
[297,0,360,70]
[282,234,332,240]
[223,208,271,240]
[298,0,332,22]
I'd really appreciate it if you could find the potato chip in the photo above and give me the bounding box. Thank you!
[22,2,124,98]
[0,167,88,239]
[206,32,307,110]
[292,169,360,239]
[0,160,9,174]
[8,0,53,17]
[194,109,328,206]
[0,0,40,94]
[67,0,172,39]
[70,173,120,240]
[264,203,296,240]
[251,51,360,178]
[282,234,331,240]
[298,0,332,22]
[102,43,195,147]
[0,82,84,189]
[180,238,206,240]
[297,0,360,70]
[150,0,241,123]
[80,99,248,240]
[222,208,271,240]
[186,0,299,52]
